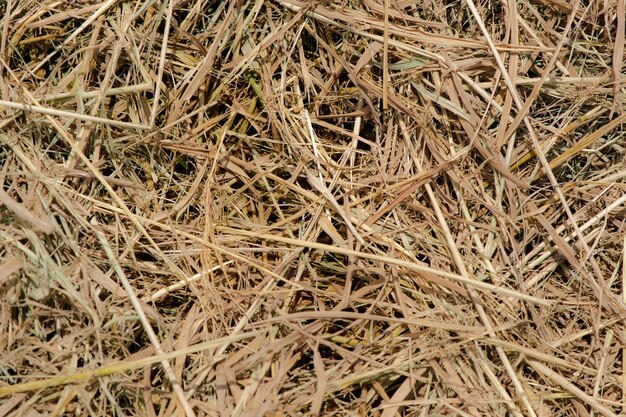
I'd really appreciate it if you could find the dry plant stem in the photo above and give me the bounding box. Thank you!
[80,194,306,295]
[0,0,10,57]
[522,192,626,274]
[94,228,197,417]
[68,12,116,169]
[180,220,309,402]
[0,331,260,396]
[144,261,235,302]
[532,113,626,182]
[0,187,54,234]
[149,0,174,127]
[1,59,186,281]
[528,360,618,417]
[476,76,626,89]
[622,235,626,407]
[2,0,624,415]
[0,59,212,413]
[71,13,105,168]
[611,0,625,114]
[482,337,598,374]
[278,0,532,116]
[458,197,532,406]
[0,226,97,319]
[420,177,530,417]
[259,310,485,334]
[220,227,548,305]
[465,0,604,282]
[24,0,117,78]
[277,0,440,62]
[181,276,283,403]
[0,258,21,286]
[40,82,152,103]
[302,106,367,248]
[471,342,536,414]
[591,330,614,417]
[305,170,366,247]
[548,317,621,350]
[0,99,150,130]
[382,0,389,110]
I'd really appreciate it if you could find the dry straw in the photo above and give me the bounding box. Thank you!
[1,0,625,416]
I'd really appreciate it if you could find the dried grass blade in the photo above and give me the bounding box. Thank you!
[221,227,550,305]
[0,188,55,234]
[94,228,197,417]
[528,360,618,417]
[0,99,150,130]
[536,113,626,181]
[0,331,261,396]
[612,0,625,114]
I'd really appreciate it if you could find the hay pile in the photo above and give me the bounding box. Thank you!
[1,0,625,415]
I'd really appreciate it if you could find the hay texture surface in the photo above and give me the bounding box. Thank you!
[1,0,626,416]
